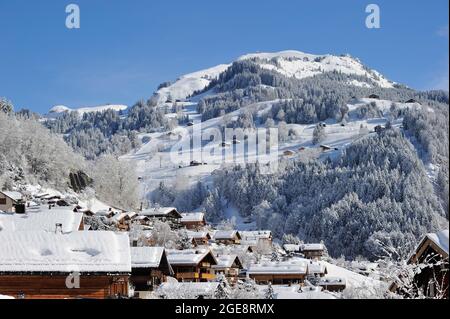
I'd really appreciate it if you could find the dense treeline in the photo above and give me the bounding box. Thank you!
[197,59,447,125]
[211,128,446,260]
[46,100,168,159]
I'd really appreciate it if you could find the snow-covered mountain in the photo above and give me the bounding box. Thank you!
[48,104,128,117]
[152,50,395,105]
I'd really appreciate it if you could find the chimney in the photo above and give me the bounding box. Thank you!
[55,223,63,234]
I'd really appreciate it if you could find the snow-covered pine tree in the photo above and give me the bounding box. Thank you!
[264,282,276,299]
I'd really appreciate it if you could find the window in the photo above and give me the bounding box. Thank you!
[0,198,6,205]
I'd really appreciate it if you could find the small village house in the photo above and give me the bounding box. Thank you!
[167,249,217,282]
[130,247,173,297]
[140,207,182,228]
[318,277,347,292]
[180,212,207,230]
[0,231,131,299]
[0,191,23,213]
[212,254,243,285]
[214,230,241,245]
[241,230,273,252]
[187,231,211,246]
[389,230,449,298]
[248,260,308,285]
[300,243,326,260]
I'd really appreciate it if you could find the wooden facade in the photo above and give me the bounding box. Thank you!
[169,251,217,282]
[0,274,129,299]
[249,273,307,285]
[212,256,243,285]
[130,249,173,292]
[0,191,22,213]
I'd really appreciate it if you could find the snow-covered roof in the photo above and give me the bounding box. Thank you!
[157,282,219,297]
[301,243,325,251]
[186,230,210,239]
[307,261,327,275]
[318,277,347,286]
[0,191,23,201]
[0,231,131,273]
[212,254,242,269]
[140,207,181,218]
[240,230,272,240]
[130,247,165,268]
[180,212,205,223]
[166,249,216,266]
[0,207,83,233]
[248,260,308,275]
[214,230,240,240]
[425,229,449,255]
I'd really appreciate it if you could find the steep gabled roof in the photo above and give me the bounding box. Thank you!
[0,191,23,202]
[131,247,166,268]
[166,248,217,266]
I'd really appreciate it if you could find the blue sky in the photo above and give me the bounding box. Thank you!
[0,0,448,114]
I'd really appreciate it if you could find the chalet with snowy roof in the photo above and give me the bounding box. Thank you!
[306,260,328,278]
[140,207,182,227]
[300,243,326,259]
[212,254,243,285]
[181,212,206,230]
[318,277,347,292]
[187,230,211,246]
[0,207,84,233]
[241,230,273,251]
[130,247,173,295]
[214,230,241,245]
[167,249,217,282]
[0,191,23,213]
[390,230,449,299]
[0,231,131,299]
[157,282,220,299]
[248,260,308,285]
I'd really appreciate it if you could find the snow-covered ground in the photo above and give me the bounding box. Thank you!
[123,96,413,202]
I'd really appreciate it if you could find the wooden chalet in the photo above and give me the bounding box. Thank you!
[248,260,308,285]
[389,230,449,298]
[212,254,243,285]
[300,243,325,260]
[241,231,273,251]
[187,231,211,246]
[181,212,207,230]
[130,247,173,295]
[140,207,182,228]
[0,231,131,299]
[214,230,241,245]
[167,249,217,282]
[318,277,347,292]
[0,191,23,213]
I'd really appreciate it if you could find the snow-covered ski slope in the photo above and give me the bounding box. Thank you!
[121,50,431,207]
